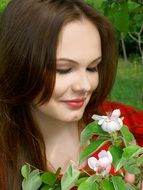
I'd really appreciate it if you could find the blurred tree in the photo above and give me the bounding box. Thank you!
[86,0,143,64]
[128,1,143,64]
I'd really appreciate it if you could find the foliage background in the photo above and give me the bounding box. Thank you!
[111,59,143,110]
[0,0,8,14]
[0,0,143,110]
[85,0,143,62]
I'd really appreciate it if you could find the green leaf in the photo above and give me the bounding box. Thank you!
[125,164,140,175]
[114,2,129,33]
[123,145,143,158]
[115,145,143,171]
[109,145,123,168]
[75,177,88,186]
[128,1,139,11]
[137,155,143,165]
[112,176,126,190]
[78,181,98,190]
[115,158,126,172]
[77,175,98,190]
[79,138,110,165]
[22,169,42,190]
[21,164,30,179]
[41,172,57,186]
[101,179,115,190]
[54,187,61,190]
[85,0,102,10]
[40,185,52,190]
[61,162,80,190]
[120,125,135,146]
[124,158,140,174]
[124,157,137,166]
[125,183,137,190]
[80,121,109,145]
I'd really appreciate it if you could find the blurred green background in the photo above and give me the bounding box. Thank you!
[111,59,143,110]
[0,0,143,110]
[0,0,8,14]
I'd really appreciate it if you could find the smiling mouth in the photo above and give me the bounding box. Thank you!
[61,99,85,109]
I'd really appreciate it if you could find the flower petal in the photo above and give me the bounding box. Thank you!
[103,165,111,176]
[111,109,121,118]
[107,151,113,163]
[118,118,123,128]
[88,157,98,171]
[92,114,103,121]
[101,121,113,133]
[99,157,111,168]
[98,150,107,158]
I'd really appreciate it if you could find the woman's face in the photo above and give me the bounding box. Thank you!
[35,18,102,123]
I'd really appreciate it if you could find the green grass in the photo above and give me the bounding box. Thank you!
[111,59,143,110]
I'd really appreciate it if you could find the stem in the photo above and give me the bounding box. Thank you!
[110,131,118,144]
[80,168,92,177]
[25,162,44,172]
[118,169,124,177]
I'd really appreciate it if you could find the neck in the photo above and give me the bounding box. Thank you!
[31,105,82,172]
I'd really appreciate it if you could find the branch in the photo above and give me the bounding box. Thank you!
[139,23,143,35]
[128,32,143,44]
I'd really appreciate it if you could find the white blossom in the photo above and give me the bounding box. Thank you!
[92,109,123,133]
[88,150,113,176]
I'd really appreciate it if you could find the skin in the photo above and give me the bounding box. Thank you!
[31,18,102,172]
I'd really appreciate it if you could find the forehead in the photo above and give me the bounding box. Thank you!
[56,18,101,64]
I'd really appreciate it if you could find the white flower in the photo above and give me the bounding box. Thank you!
[92,109,123,133]
[88,150,113,176]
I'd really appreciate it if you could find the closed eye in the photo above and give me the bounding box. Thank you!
[56,68,72,74]
[87,66,98,72]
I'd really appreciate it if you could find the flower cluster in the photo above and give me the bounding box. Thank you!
[21,109,143,190]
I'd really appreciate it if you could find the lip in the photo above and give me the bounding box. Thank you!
[61,98,85,109]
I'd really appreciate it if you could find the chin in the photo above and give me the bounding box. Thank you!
[65,113,83,122]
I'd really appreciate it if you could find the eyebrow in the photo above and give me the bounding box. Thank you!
[56,56,102,65]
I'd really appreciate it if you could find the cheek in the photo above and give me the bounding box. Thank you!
[90,74,99,91]
[52,76,70,96]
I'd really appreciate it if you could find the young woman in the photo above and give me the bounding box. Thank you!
[0,0,117,189]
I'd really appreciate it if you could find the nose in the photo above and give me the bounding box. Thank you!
[71,71,91,93]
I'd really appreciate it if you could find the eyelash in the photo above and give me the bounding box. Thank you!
[56,68,72,74]
[56,66,98,74]
[87,66,98,72]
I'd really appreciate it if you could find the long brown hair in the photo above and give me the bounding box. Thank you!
[0,0,117,189]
